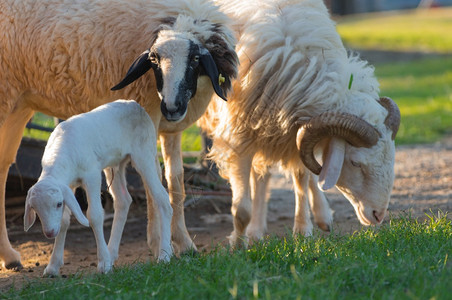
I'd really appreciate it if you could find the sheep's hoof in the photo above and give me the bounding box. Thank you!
[180,248,198,258]
[316,222,331,232]
[5,261,23,271]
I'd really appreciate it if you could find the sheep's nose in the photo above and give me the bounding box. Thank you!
[161,98,182,113]
[373,209,386,224]
[160,97,187,122]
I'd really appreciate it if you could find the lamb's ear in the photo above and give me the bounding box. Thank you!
[111,50,153,91]
[60,185,90,227]
[200,49,227,101]
[318,138,346,191]
[24,200,36,232]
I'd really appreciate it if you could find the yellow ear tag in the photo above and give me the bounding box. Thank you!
[218,74,225,85]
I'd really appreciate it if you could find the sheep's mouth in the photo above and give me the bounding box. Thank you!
[162,109,187,122]
[43,229,59,239]
[355,205,386,226]
[353,205,375,226]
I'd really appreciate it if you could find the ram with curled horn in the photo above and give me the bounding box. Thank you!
[199,0,401,247]
[298,97,400,190]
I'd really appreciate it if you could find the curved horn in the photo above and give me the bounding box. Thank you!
[378,97,401,140]
[297,112,380,175]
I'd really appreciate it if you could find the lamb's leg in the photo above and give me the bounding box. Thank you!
[0,105,34,270]
[227,154,253,248]
[132,155,173,262]
[159,132,196,255]
[43,207,71,277]
[308,174,333,232]
[104,161,133,264]
[246,168,271,241]
[292,169,313,236]
[84,176,112,273]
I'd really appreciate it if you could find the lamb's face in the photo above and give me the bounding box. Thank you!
[150,36,204,122]
[24,181,65,239]
[335,135,395,225]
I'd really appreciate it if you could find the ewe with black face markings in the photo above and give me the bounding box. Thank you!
[24,100,172,276]
[200,0,401,246]
[0,0,238,270]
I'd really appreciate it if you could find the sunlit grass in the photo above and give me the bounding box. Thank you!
[337,8,452,53]
[376,56,452,144]
[4,213,451,299]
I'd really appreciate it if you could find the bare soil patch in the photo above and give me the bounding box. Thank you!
[1,137,452,291]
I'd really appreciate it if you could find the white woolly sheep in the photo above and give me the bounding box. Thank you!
[199,0,401,246]
[0,0,238,269]
[24,100,172,276]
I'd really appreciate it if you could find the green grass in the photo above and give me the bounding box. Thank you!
[337,8,452,53]
[334,7,452,144]
[23,113,55,141]
[376,56,452,144]
[2,213,450,299]
[180,124,202,152]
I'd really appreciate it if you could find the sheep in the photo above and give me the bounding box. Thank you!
[199,0,401,246]
[23,100,172,276]
[0,0,238,269]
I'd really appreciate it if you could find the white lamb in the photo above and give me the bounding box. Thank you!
[200,0,401,246]
[0,0,238,270]
[24,100,172,276]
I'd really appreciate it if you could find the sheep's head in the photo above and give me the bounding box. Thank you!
[111,16,238,122]
[297,97,400,225]
[24,179,89,238]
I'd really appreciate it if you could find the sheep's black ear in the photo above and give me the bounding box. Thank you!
[200,50,227,101]
[111,50,153,91]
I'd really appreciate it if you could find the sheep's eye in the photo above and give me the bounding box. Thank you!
[149,53,159,65]
[192,55,200,62]
[56,202,63,208]
[351,160,361,168]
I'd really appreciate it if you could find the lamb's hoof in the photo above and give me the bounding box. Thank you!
[317,222,331,232]
[5,261,23,271]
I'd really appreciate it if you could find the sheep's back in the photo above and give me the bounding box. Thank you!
[209,0,348,153]
[0,0,232,121]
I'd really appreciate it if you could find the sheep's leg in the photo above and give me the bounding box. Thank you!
[159,132,196,255]
[132,155,173,262]
[44,207,71,277]
[246,168,271,241]
[144,188,161,260]
[292,169,314,236]
[0,105,34,270]
[308,174,333,232]
[104,162,132,264]
[228,154,253,248]
[84,176,112,273]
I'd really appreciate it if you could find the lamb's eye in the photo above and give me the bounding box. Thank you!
[192,55,200,62]
[351,160,361,168]
[56,202,63,208]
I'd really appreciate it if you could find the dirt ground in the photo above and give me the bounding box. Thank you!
[1,136,452,291]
